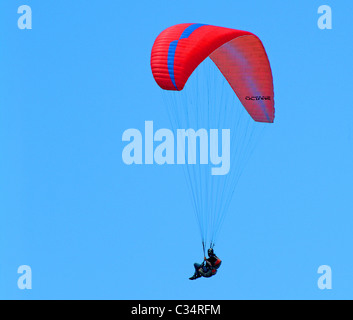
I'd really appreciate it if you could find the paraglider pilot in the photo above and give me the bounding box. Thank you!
[189,248,222,280]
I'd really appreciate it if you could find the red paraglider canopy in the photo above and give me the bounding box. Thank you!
[151,23,275,123]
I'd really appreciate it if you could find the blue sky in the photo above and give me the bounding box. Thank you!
[0,0,353,299]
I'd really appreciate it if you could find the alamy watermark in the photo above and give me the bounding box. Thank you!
[122,121,230,176]
[17,5,32,30]
[317,265,332,290]
[318,5,332,30]
[17,265,32,290]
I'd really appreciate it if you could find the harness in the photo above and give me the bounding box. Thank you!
[209,257,222,275]
[214,258,222,269]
